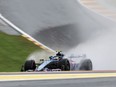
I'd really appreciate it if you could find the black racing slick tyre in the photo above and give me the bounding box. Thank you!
[79,59,92,70]
[59,59,70,71]
[24,60,36,71]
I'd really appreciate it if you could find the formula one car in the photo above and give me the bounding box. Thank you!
[21,51,92,72]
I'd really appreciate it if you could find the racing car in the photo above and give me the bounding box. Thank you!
[21,51,92,71]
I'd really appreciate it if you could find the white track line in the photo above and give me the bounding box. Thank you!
[0,13,55,53]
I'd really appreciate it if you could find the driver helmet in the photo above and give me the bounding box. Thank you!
[56,51,64,58]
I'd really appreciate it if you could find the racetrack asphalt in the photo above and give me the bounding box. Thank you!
[0,0,116,51]
[0,71,116,87]
[1,78,116,87]
[0,71,116,81]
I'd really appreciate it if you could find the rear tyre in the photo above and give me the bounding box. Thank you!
[24,60,36,71]
[79,59,92,70]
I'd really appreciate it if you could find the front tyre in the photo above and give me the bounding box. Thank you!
[24,60,36,71]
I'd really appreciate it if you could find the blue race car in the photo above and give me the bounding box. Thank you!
[21,51,70,71]
[21,51,92,72]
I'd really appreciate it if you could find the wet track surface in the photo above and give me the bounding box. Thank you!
[1,78,116,87]
[0,0,116,51]
[0,72,116,87]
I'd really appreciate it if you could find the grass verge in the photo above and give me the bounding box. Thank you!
[0,32,42,72]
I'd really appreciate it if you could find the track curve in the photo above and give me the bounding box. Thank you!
[0,0,115,51]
